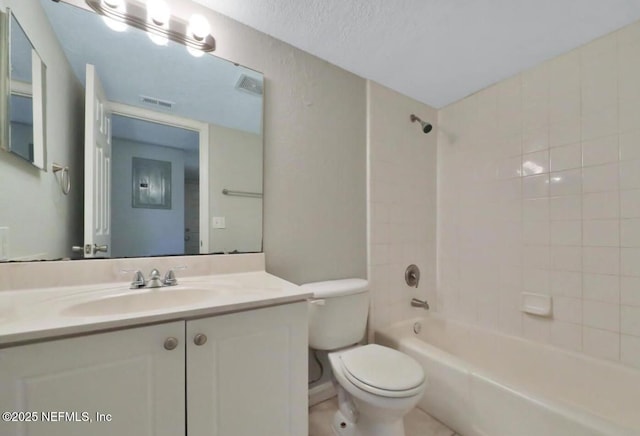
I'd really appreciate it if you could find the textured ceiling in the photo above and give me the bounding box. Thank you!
[193,0,640,108]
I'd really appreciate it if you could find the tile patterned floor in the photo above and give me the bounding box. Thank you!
[309,397,457,436]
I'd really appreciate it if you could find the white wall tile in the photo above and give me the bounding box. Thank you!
[583,219,619,247]
[582,247,619,275]
[583,192,619,219]
[583,327,620,361]
[550,221,581,246]
[554,297,583,323]
[621,276,640,306]
[523,174,549,198]
[550,121,580,148]
[619,97,640,134]
[550,169,582,196]
[582,108,618,141]
[550,270,582,298]
[582,135,619,167]
[621,248,640,277]
[583,300,620,331]
[550,321,582,351]
[550,246,582,272]
[523,198,549,221]
[621,335,640,368]
[621,218,640,246]
[550,143,582,172]
[582,163,619,193]
[549,195,582,221]
[619,131,640,161]
[621,305,640,336]
[621,190,640,218]
[620,160,640,190]
[435,22,640,369]
[522,150,549,175]
[522,128,549,154]
[583,273,620,303]
[522,315,551,343]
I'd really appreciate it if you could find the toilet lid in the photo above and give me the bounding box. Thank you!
[339,344,424,395]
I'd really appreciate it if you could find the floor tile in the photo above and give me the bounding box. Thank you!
[309,397,456,436]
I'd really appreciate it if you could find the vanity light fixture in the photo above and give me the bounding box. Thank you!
[86,0,216,52]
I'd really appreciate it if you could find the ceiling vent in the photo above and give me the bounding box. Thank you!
[139,95,175,110]
[235,74,263,96]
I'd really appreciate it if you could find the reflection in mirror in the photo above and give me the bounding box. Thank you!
[7,11,46,168]
[0,0,263,262]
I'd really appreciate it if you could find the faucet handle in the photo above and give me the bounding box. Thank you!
[163,266,187,286]
[121,269,146,289]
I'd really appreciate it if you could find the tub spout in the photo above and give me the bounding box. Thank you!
[411,298,429,310]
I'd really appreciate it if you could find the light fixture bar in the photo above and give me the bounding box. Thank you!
[85,0,215,52]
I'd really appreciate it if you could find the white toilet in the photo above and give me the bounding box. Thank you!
[304,279,426,436]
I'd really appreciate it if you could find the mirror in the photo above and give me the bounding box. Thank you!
[3,10,46,168]
[0,0,263,261]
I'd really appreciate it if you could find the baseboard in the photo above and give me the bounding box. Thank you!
[308,381,336,407]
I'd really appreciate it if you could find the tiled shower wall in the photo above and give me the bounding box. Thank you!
[437,20,640,368]
[367,82,438,332]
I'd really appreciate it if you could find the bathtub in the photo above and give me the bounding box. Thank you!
[376,316,640,436]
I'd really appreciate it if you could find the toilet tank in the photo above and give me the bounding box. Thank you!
[303,279,369,351]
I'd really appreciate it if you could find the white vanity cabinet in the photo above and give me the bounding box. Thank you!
[0,302,308,436]
[186,301,308,436]
[0,321,186,436]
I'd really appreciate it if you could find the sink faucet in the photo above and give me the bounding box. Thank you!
[126,270,146,289]
[124,267,185,289]
[147,269,164,288]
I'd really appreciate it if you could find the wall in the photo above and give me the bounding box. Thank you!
[367,81,438,332]
[111,138,185,258]
[209,124,262,253]
[437,21,640,369]
[0,0,83,260]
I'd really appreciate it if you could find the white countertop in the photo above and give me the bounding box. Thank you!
[0,271,311,347]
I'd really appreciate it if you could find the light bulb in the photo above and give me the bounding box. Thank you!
[147,0,170,26]
[148,32,168,46]
[103,0,124,8]
[187,45,205,58]
[101,0,127,32]
[188,14,210,41]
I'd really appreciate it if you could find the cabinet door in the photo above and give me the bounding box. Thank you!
[187,302,308,436]
[0,322,185,436]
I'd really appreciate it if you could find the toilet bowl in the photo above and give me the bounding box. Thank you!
[303,279,426,436]
[328,344,425,436]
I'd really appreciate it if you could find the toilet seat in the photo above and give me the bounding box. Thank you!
[339,344,425,398]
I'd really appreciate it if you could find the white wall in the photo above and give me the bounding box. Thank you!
[437,20,640,369]
[111,139,185,258]
[0,0,83,260]
[209,124,262,253]
[367,82,438,332]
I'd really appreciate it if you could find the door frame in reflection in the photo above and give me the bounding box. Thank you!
[109,102,209,255]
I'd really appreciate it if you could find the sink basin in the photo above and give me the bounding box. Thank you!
[61,287,237,317]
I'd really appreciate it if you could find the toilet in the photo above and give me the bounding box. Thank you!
[304,279,426,436]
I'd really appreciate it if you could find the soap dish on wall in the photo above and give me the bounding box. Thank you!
[521,292,552,317]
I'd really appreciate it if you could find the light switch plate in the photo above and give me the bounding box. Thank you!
[212,217,226,229]
[0,227,9,261]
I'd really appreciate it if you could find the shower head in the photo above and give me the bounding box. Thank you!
[410,114,432,134]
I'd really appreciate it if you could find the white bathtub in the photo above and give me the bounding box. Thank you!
[376,316,640,436]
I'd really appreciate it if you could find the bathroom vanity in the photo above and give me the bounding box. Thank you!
[0,268,310,436]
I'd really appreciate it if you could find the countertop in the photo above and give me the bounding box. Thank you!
[0,271,311,347]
